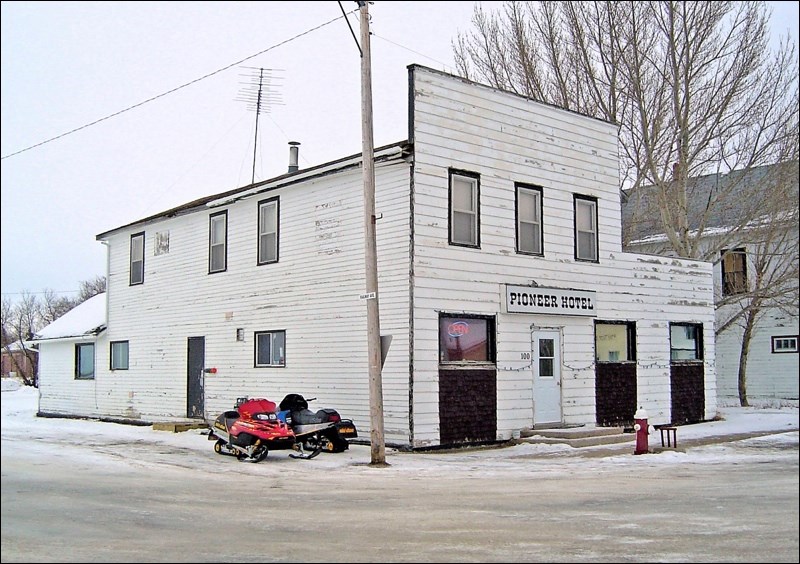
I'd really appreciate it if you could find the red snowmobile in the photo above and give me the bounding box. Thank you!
[207,397,296,462]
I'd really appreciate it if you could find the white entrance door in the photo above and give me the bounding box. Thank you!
[532,330,562,426]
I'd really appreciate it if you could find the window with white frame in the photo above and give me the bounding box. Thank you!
[574,196,598,261]
[257,197,279,265]
[209,211,227,273]
[255,331,285,367]
[721,248,747,296]
[130,232,145,285]
[110,341,129,370]
[670,323,704,361]
[516,183,543,255]
[449,170,480,247]
[75,343,95,379]
[772,336,798,353]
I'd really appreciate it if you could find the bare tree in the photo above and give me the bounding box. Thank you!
[2,276,107,387]
[1,293,41,386]
[454,1,798,244]
[40,290,76,326]
[77,275,106,302]
[1,297,15,348]
[454,1,799,405]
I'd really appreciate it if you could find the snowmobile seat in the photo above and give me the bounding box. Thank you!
[222,410,240,426]
[280,394,309,412]
[291,408,326,425]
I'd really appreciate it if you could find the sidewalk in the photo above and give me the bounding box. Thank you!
[2,378,798,463]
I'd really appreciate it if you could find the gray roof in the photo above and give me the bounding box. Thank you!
[622,161,799,244]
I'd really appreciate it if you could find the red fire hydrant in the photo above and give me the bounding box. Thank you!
[633,407,650,455]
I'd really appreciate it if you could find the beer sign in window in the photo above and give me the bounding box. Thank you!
[439,315,495,363]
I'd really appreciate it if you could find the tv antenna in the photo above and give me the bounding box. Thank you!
[236,67,284,184]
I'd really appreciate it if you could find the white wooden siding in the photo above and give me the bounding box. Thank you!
[38,65,720,450]
[84,160,413,444]
[409,66,716,446]
[37,337,105,417]
[716,307,799,402]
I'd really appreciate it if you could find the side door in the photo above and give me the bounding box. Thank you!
[187,337,205,419]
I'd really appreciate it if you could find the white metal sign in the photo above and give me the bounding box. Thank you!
[505,284,597,317]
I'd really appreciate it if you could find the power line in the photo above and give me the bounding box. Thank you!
[1,10,355,161]
[370,32,456,73]
[1,290,80,297]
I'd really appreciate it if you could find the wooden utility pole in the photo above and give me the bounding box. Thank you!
[357,0,386,466]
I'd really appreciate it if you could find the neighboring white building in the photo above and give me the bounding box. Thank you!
[35,66,716,448]
[622,162,799,404]
[33,293,107,415]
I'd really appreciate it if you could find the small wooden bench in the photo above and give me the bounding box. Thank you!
[659,426,678,448]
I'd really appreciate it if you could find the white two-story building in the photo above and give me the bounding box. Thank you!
[34,65,716,449]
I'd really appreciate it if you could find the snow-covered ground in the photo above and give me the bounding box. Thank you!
[2,377,798,563]
[2,377,797,473]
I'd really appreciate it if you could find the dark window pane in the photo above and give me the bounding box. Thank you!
[256,333,272,365]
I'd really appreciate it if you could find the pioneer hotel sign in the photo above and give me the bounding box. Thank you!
[505,284,597,317]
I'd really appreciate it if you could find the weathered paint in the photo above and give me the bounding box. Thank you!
[37,66,718,449]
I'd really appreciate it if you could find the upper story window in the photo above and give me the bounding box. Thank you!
[574,195,598,262]
[721,248,747,296]
[670,323,704,361]
[110,341,129,370]
[516,183,543,255]
[257,197,279,265]
[75,343,95,380]
[130,232,145,285]
[255,330,286,367]
[595,321,637,362]
[449,170,480,248]
[438,314,496,364]
[209,211,228,274]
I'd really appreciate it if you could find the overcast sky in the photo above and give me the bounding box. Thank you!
[2,1,798,302]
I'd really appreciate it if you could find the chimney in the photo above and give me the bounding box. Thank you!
[288,141,300,173]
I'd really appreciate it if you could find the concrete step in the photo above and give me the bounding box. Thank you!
[521,426,625,439]
[152,421,208,433]
[520,425,633,448]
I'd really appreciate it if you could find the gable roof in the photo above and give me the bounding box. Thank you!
[95,141,411,240]
[622,161,799,244]
[33,293,107,342]
[94,64,617,243]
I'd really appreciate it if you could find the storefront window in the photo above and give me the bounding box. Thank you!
[595,322,636,362]
[439,315,495,363]
[670,323,704,361]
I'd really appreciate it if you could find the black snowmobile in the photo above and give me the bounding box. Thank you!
[277,393,358,459]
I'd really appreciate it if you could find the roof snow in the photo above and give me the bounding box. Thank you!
[34,293,107,341]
